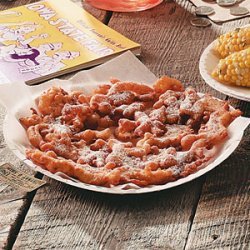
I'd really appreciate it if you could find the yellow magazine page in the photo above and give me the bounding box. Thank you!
[0,0,140,84]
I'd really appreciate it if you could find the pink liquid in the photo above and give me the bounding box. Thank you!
[85,0,163,12]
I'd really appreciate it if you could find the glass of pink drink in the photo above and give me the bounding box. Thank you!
[85,0,163,12]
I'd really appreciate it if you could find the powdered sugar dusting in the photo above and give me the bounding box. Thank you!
[52,123,71,134]
[78,146,109,168]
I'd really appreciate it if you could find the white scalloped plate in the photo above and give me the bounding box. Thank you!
[1,52,250,194]
[2,80,250,195]
[199,36,250,102]
[4,113,249,195]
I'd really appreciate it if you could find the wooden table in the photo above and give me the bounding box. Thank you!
[0,0,249,249]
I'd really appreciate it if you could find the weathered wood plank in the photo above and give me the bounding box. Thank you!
[0,105,36,250]
[13,178,203,250]
[0,1,107,249]
[9,1,224,250]
[109,6,250,248]
[110,1,250,249]
[0,102,34,249]
[184,92,249,249]
[185,126,250,250]
[3,1,250,250]
[10,2,204,250]
[0,0,37,10]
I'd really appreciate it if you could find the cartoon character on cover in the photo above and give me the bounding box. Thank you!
[0,22,42,43]
[0,22,50,64]
[20,50,80,76]
[1,42,61,66]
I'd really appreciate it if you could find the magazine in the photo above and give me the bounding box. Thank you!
[0,0,140,85]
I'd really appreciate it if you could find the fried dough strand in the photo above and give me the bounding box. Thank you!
[20,76,241,187]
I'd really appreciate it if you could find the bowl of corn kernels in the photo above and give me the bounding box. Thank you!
[199,25,250,101]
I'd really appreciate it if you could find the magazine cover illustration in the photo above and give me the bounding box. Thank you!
[0,0,140,84]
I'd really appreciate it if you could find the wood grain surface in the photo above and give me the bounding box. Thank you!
[0,1,106,249]
[13,178,203,250]
[185,128,250,250]
[0,106,36,250]
[108,3,250,249]
[0,0,249,250]
[184,99,250,250]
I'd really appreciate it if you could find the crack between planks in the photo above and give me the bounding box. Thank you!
[3,172,44,250]
[103,11,113,25]
[183,175,206,250]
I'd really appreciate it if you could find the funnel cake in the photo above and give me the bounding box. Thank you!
[20,76,241,187]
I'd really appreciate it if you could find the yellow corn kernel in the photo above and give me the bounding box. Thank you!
[224,75,231,81]
[212,47,250,88]
[219,75,224,81]
[245,61,250,67]
[231,76,237,81]
[214,27,250,58]
[239,62,245,68]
